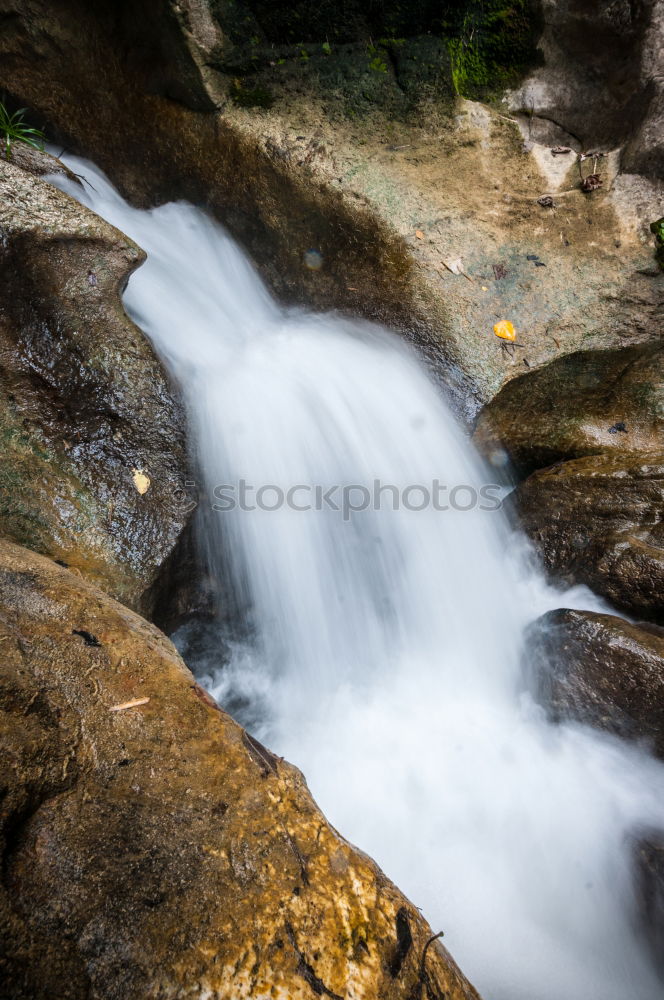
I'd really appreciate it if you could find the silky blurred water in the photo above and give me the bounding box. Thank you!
[55,157,664,1000]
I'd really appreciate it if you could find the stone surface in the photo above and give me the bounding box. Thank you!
[0,151,188,609]
[510,452,664,622]
[0,540,479,1000]
[634,833,664,977]
[474,342,664,477]
[526,608,664,755]
[0,0,661,416]
[509,0,664,180]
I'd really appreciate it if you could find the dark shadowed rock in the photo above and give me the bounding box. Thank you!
[509,0,664,180]
[510,453,664,622]
[526,608,664,755]
[528,603,664,978]
[634,833,664,977]
[0,152,188,609]
[0,540,479,1000]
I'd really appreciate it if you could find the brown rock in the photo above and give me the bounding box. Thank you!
[510,453,664,622]
[0,540,479,1000]
[526,608,664,755]
[474,343,664,478]
[0,152,188,609]
[509,0,663,180]
[0,1,662,415]
[634,833,664,977]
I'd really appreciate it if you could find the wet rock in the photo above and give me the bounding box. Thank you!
[510,453,664,622]
[474,343,664,477]
[0,0,662,415]
[526,608,664,755]
[634,833,664,977]
[2,142,80,182]
[0,151,188,609]
[0,539,479,1000]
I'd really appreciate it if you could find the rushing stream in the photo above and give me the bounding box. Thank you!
[55,158,664,1000]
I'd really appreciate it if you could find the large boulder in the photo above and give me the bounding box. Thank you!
[508,0,664,180]
[473,342,664,477]
[526,608,664,755]
[509,452,664,622]
[0,151,188,609]
[0,539,479,1000]
[634,833,664,978]
[474,342,664,621]
[0,0,661,415]
[527,604,664,977]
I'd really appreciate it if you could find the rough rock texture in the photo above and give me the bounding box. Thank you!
[510,452,664,622]
[0,540,479,1000]
[475,341,664,622]
[474,342,664,477]
[0,151,188,608]
[508,0,664,180]
[526,608,664,755]
[0,0,661,416]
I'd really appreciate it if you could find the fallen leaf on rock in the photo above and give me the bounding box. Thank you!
[551,146,572,155]
[109,697,150,712]
[494,320,516,342]
[132,469,150,495]
[415,230,425,239]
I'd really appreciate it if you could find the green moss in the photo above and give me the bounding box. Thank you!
[650,217,664,271]
[446,1,543,100]
[213,1,541,116]
[229,78,274,108]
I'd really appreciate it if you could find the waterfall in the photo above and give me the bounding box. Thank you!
[54,158,664,1000]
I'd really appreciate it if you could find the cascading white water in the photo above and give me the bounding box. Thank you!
[55,158,664,1000]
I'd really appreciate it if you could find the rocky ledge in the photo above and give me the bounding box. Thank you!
[0,150,188,609]
[0,540,478,1000]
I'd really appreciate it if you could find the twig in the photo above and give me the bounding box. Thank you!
[109,697,150,712]
[418,931,445,998]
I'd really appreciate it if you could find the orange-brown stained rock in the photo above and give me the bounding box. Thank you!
[0,540,480,1000]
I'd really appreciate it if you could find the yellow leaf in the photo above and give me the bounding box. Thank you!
[493,320,516,342]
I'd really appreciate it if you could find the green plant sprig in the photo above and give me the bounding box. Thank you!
[0,102,46,160]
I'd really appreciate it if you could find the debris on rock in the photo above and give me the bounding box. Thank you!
[581,173,602,192]
[110,697,151,712]
[72,629,101,647]
[132,468,151,495]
